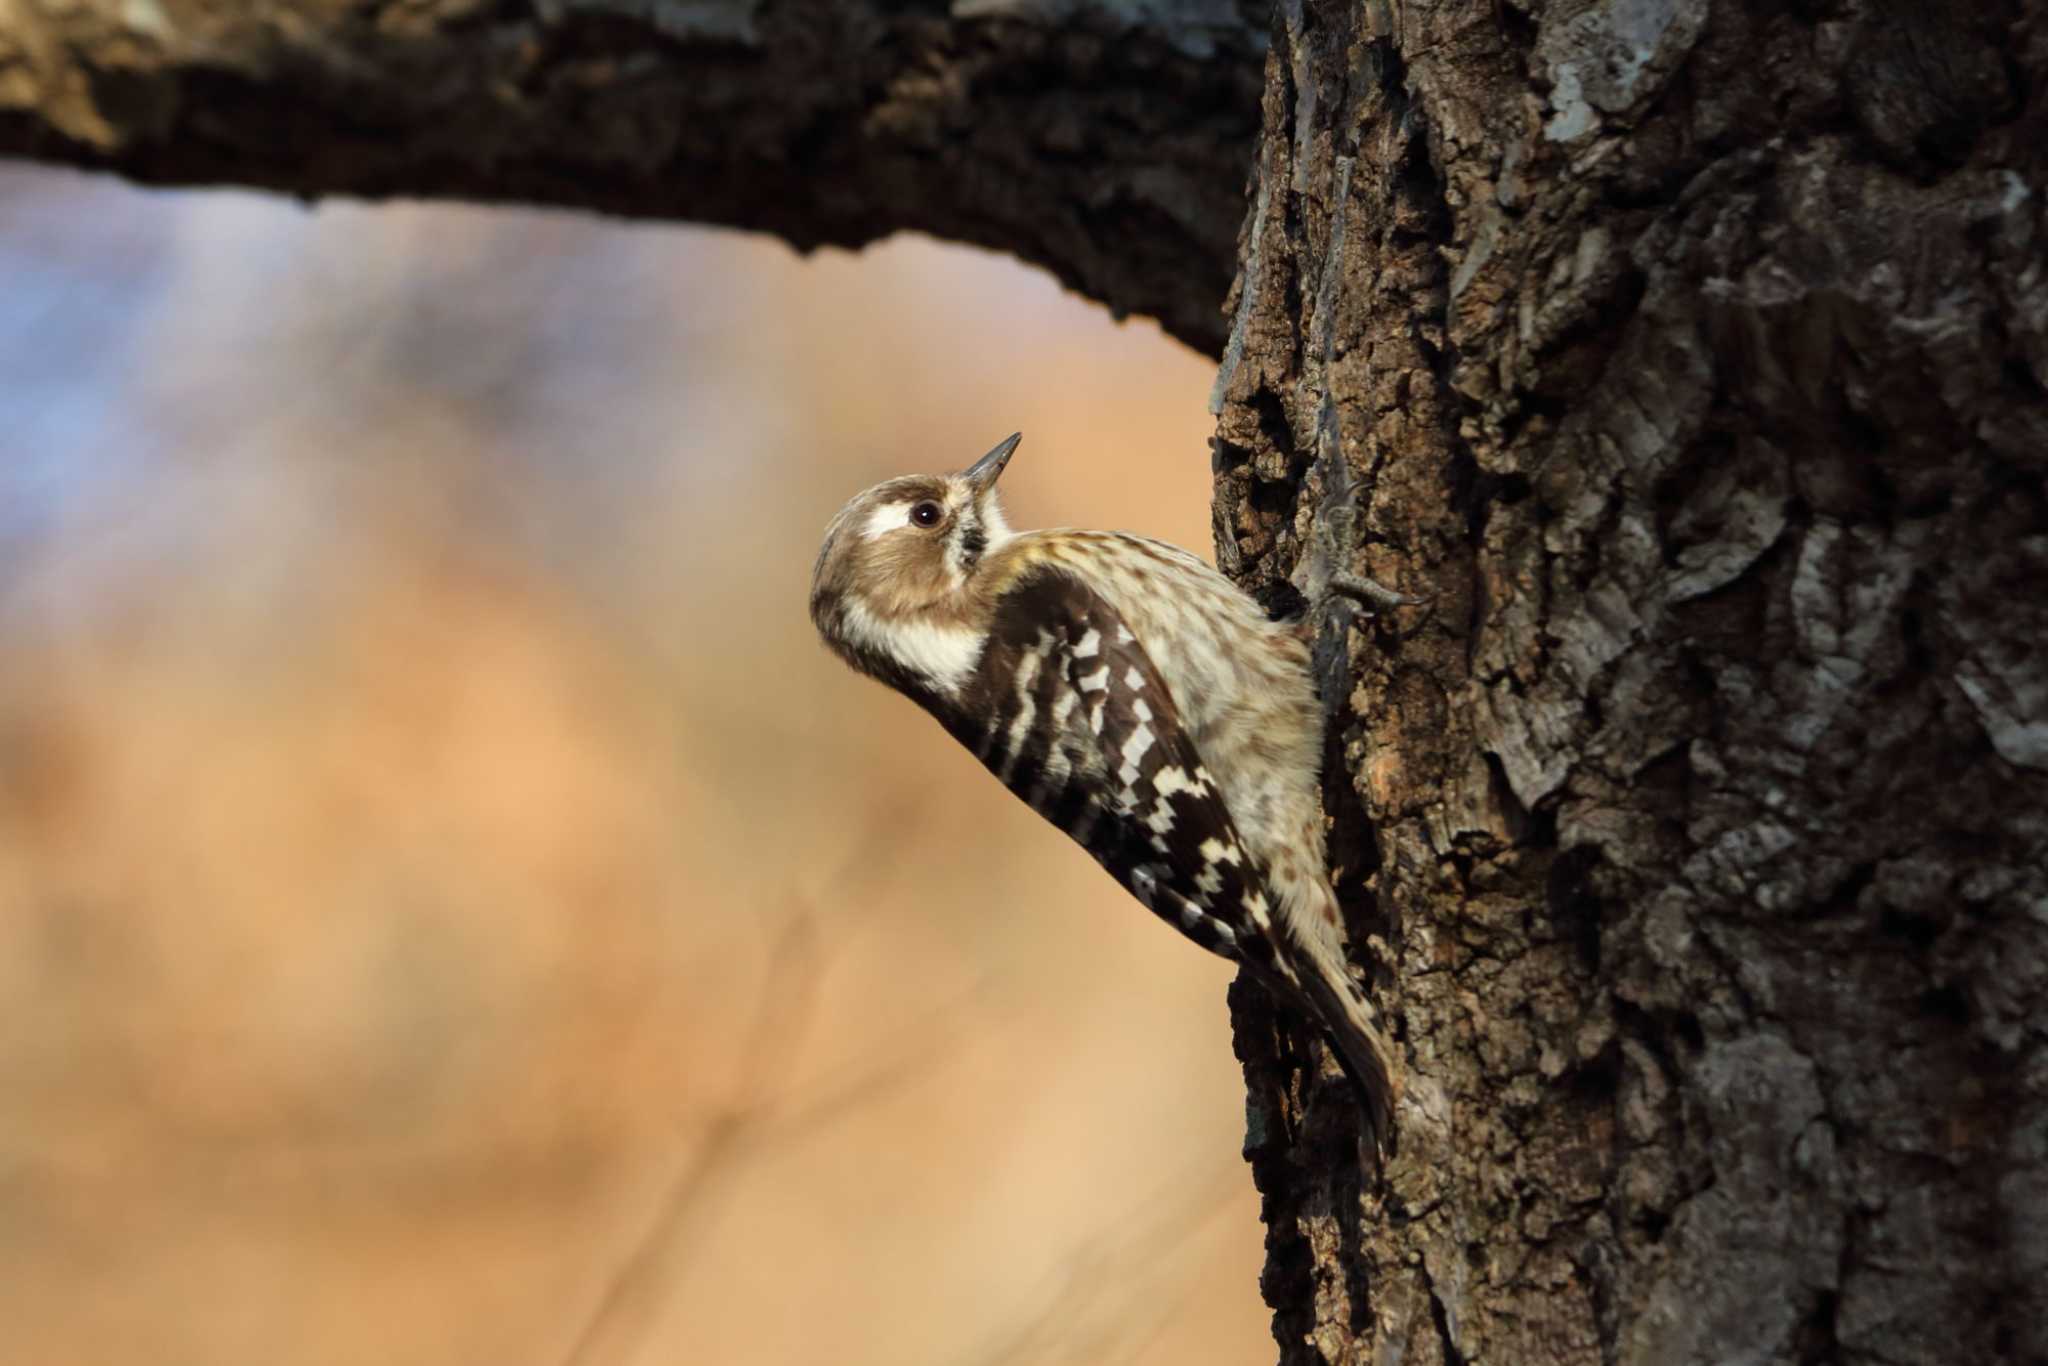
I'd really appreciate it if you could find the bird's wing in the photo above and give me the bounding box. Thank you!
[960,566,1296,985]
[943,564,1395,1150]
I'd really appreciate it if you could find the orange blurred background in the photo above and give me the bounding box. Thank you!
[0,163,1267,1365]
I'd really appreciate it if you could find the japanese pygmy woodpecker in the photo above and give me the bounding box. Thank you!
[809,433,1398,1150]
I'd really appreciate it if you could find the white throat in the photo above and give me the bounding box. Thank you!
[840,598,985,699]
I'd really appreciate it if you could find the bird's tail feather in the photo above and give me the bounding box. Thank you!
[1292,963,1397,1158]
[1241,955,1397,1160]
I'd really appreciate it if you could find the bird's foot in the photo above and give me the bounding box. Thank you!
[1324,572,1430,613]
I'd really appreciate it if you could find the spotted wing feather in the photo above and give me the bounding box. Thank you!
[934,564,1393,1150]
[944,568,1296,985]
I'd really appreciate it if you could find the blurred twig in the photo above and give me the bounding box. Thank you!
[962,1164,1243,1366]
[555,911,816,1366]
[555,894,981,1366]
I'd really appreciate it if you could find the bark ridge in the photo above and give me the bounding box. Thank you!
[1214,3,2048,1362]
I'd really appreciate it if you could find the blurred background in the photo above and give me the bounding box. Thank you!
[0,162,1265,1364]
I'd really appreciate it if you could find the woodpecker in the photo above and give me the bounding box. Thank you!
[809,433,1398,1152]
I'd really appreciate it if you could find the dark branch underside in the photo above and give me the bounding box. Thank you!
[0,0,1268,355]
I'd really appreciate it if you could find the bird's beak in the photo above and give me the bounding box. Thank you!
[963,432,1021,494]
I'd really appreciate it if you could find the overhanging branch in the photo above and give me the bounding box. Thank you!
[0,0,1268,353]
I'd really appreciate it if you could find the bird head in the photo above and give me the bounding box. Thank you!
[809,433,1021,696]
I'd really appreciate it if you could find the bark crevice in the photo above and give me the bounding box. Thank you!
[1215,2,2048,1362]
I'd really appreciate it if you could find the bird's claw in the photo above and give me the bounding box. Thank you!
[1325,572,1430,613]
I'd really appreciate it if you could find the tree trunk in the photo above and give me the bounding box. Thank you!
[1215,2,2048,1362]
[6,1,2046,1362]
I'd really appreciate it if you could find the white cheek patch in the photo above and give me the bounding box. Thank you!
[979,498,1015,549]
[841,598,985,698]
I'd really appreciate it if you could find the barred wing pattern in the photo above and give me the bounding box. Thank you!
[916,563,1394,1148]
[938,569,1304,994]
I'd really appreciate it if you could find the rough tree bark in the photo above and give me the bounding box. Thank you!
[1215,3,2048,1362]
[6,1,2046,1363]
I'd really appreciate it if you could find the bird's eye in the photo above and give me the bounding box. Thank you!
[909,501,943,528]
